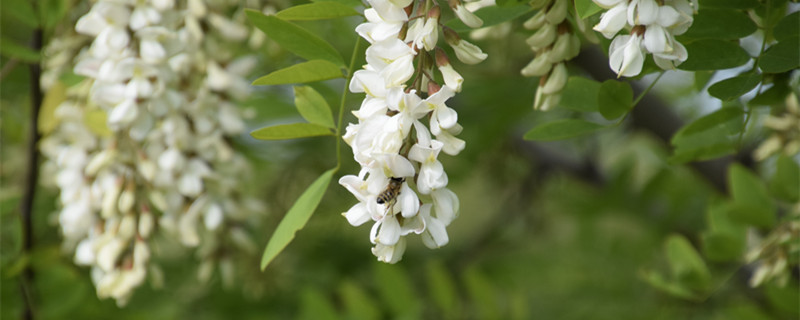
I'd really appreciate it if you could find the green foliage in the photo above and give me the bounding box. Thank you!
[728,164,775,228]
[679,40,751,71]
[294,86,335,128]
[707,73,762,101]
[773,11,799,41]
[0,37,40,62]
[251,123,335,140]
[275,2,360,21]
[759,36,800,73]
[299,287,340,320]
[670,107,744,163]
[373,263,422,319]
[680,9,757,40]
[699,0,759,10]
[445,4,532,32]
[245,10,345,65]
[558,77,600,112]
[425,260,459,319]
[574,0,603,19]
[1,0,39,28]
[598,80,633,120]
[252,60,344,85]
[261,169,335,270]
[769,155,800,202]
[523,119,605,141]
[702,202,746,262]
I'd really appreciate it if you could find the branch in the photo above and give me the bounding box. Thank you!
[19,26,43,320]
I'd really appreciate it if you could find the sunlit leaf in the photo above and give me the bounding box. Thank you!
[702,203,746,262]
[665,234,711,291]
[523,119,605,141]
[251,123,334,140]
[294,86,334,128]
[260,169,335,270]
[276,2,359,20]
[598,80,633,120]
[245,10,344,65]
[575,0,603,19]
[39,81,66,135]
[253,60,344,86]
[707,73,762,101]
[679,40,751,71]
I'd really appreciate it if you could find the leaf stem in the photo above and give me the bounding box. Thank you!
[335,37,363,171]
[632,71,665,107]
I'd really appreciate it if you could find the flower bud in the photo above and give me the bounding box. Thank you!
[439,64,463,92]
[548,33,572,63]
[454,5,483,28]
[85,149,117,176]
[428,81,442,95]
[102,178,123,218]
[451,39,487,65]
[529,0,550,10]
[526,23,556,50]
[118,183,135,214]
[427,5,441,20]
[521,50,553,77]
[523,10,547,30]
[118,213,137,240]
[545,0,567,24]
[541,63,567,94]
[97,238,125,272]
[138,207,154,238]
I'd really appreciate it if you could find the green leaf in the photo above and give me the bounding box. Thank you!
[575,0,603,19]
[750,80,791,107]
[463,267,500,320]
[698,0,759,9]
[672,106,743,143]
[251,123,334,140]
[774,11,799,41]
[694,71,715,91]
[0,38,40,63]
[702,203,746,262]
[245,10,344,65]
[769,155,800,202]
[558,77,601,112]
[311,0,362,7]
[665,234,711,291]
[728,164,775,227]
[446,4,532,32]
[276,2,360,20]
[598,80,634,120]
[679,40,751,71]
[759,37,800,73]
[299,287,340,320]
[680,9,757,40]
[374,264,422,318]
[260,169,335,270]
[38,81,66,135]
[294,86,334,128]
[253,60,344,86]
[339,280,381,320]
[1,0,39,28]
[426,260,459,319]
[523,119,605,141]
[707,73,762,101]
[39,0,68,29]
[640,270,698,300]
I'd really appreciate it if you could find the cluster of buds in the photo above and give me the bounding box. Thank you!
[341,0,487,263]
[39,0,263,305]
[754,92,800,161]
[593,0,694,77]
[522,0,580,110]
[746,205,800,287]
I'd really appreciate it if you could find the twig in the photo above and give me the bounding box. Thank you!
[19,26,43,320]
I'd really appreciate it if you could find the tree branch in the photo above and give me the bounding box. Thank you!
[19,26,43,320]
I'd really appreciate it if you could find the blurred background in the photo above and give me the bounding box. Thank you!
[1,0,798,319]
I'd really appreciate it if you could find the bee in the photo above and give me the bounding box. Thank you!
[377,177,405,205]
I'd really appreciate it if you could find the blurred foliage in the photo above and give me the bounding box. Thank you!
[2,0,799,319]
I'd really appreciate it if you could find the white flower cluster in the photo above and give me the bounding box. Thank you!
[754,92,800,161]
[746,205,800,287]
[522,0,581,110]
[593,0,694,77]
[340,0,486,263]
[40,0,262,306]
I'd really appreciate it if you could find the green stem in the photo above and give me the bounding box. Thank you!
[616,72,665,126]
[335,37,363,171]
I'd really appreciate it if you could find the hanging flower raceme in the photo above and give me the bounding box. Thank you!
[753,92,800,161]
[39,0,264,306]
[521,0,580,110]
[593,0,694,77]
[341,0,484,263]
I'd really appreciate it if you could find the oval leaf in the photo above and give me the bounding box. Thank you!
[774,11,799,41]
[728,164,775,227]
[294,86,334,128]
[679,40,751,71]
[559,77,601,112]
[769,155,800,202]
[665,234,711,291]
[523,119,605,141]
[675,107,744,137]
[575,0,603,19]
[446,4,532,32]
[253,60,343,86]
[598,80,633,120]
[759,37,800,73]
[245,10,344,65]
[251,123,334,140]
[680,9,757,40]
[276,2,359,20]
[260,169,335,270]
[707,73,762,101]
